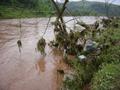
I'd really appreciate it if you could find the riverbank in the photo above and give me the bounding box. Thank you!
[0,5,51,19]
[62,18,120,90]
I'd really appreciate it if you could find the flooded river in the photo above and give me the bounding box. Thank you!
[0,17,99,90]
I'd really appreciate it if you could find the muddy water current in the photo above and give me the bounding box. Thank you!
[0,17,98,90]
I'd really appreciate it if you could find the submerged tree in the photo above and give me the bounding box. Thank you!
[50,0,69,52]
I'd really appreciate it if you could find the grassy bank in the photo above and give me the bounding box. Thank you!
[0,5,50,19]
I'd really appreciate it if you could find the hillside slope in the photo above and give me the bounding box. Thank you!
[63,1,120,16]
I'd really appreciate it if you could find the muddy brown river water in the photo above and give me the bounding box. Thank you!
[0,17,99,90]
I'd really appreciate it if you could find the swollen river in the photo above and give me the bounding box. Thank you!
[0,17,98,90]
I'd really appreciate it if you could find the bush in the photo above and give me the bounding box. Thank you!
[92,63,120,90]
[63,76,82,90]
[95,46,120,67]
[63,59,98,90]
[96,27,120,43]
[63,26,120,90]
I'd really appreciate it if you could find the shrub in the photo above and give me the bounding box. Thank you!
[63,59,98,90]
[91,63,120,90]
[95,46,120,67]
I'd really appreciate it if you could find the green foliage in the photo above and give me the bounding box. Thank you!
[0,0,53,18]
[63,59,98,90]
[92,63,120,90]
[94,26,120,66]
[63,21,120,90]
[96,46,120,66]
[1,0,120,18]
[63,76,82,90]
[63,59,83,90]
[95,27,120,43]
[0,5,40,19]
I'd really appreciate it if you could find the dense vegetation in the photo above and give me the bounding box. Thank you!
[92,63,120,90]
[0,0,120,18]
[62,19,120,90]
[0,0,53,18]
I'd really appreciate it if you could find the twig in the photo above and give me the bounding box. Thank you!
[41,16,52,38]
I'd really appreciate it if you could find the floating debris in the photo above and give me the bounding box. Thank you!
[37,37,46,55]
[17,40,22,53]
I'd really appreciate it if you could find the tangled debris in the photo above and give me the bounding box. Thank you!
[37,37,46,55]
[49,16,119,61]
